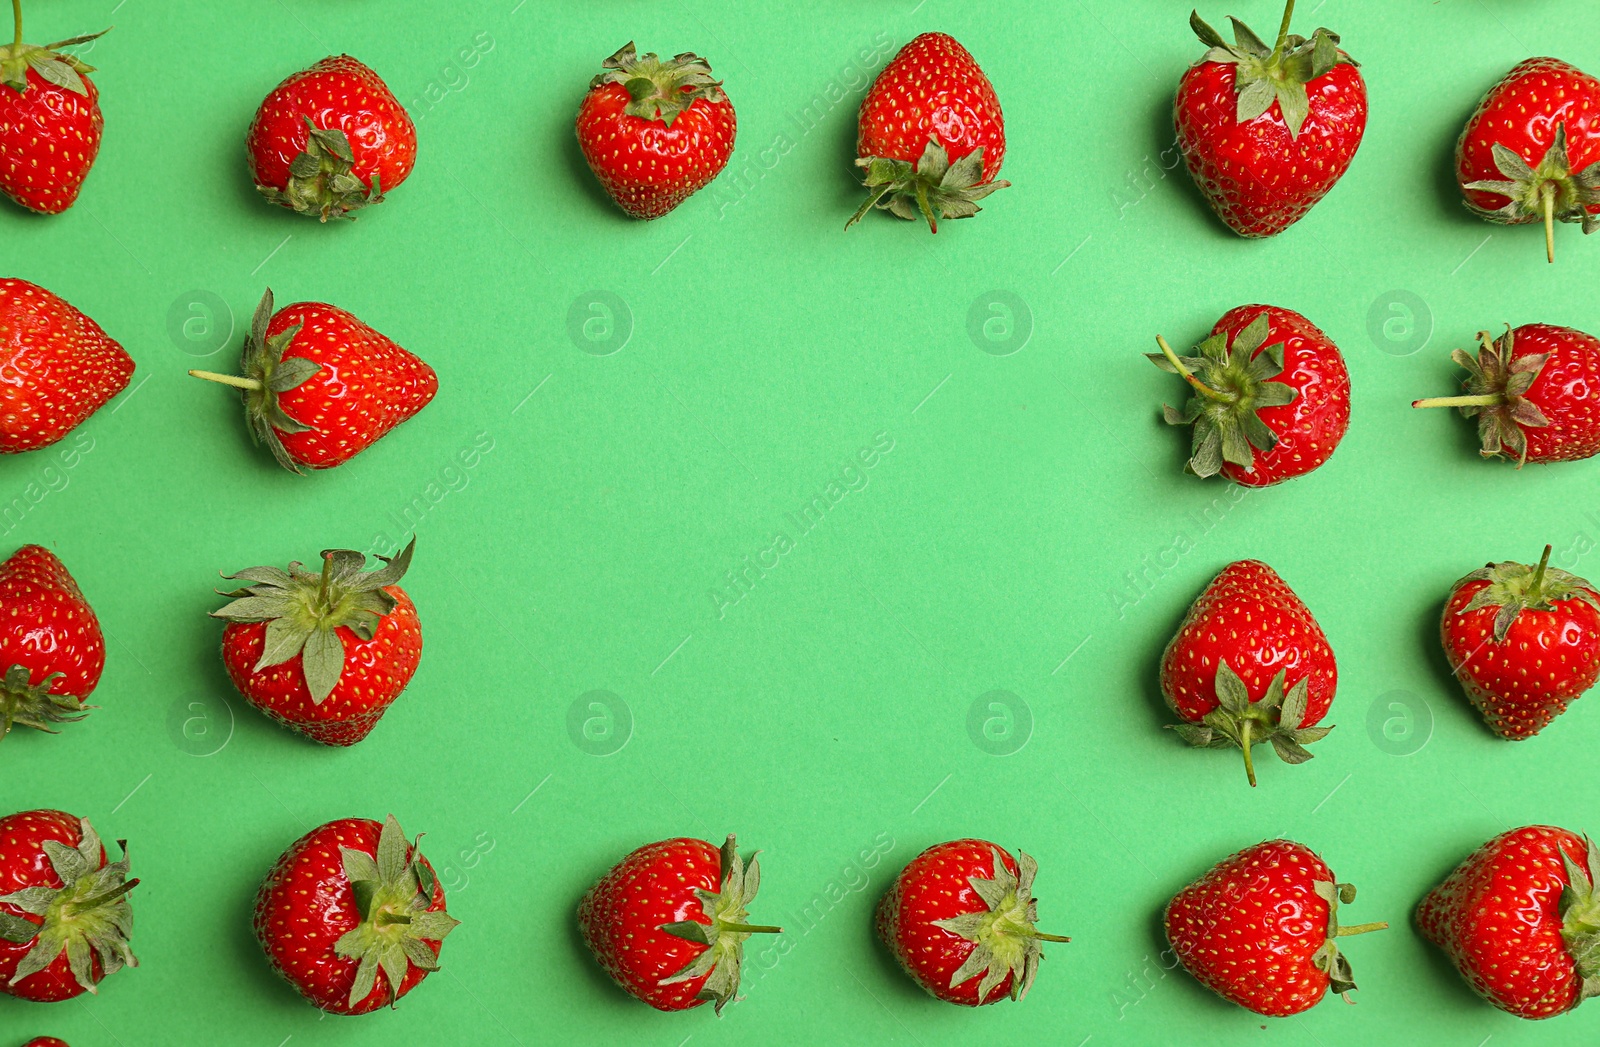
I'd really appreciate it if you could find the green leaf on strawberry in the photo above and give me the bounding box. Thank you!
[1190,3,1355,139]
[657,835,776,1012]
[1169,662,1330,786]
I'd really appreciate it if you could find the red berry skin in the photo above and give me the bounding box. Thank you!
[1417,826,1591,1019]
[1508,325,1600,464]
[0,810,107,1003]
[0,66,102,215]
[0,279,133,453]
[857,33,1006,184]
[25,1038,70,1046]
[0,543,104,696]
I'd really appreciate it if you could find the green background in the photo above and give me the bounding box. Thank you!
[3,0,1597,1043]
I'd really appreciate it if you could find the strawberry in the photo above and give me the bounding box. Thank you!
[0,546,104,744]
[189,289,436,473]
[24,1039,69,1046]
[248,56,416,221]
[1161,560,1337,786]
[0,810,137,1003]
[1439,546,1600,740]
[1151,305,1350,486]
[848,33,1007,233]
[1175,1,1367,237]
[0,3,107,215]
[211,539,420,747]
[1412,324,1600,466]
[0,279,134,453]
[1457,58,1600,263]
[1166,839,1386,1016]
[576,44,736,220]
[876,840,1069,1006]
[253,814,457,1014]
[578,834,778,1013]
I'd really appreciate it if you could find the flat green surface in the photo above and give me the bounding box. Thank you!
[2,0,1598,1044]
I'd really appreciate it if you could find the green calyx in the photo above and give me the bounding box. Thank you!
[257,118,383,222]
[1309,879,1387,999]
[592,42,725,127]
[1148,313,1298,480]
[332,815,459,1010]
[1411,327,1551,466]
[1190,0,1354,139]
[0,816,138,994]
[847,138,1009,234]
[0,0,108,97]
[210,538,415,705]
[1451,545,1600,644]
[1169,662,1331,787]
[929,848,1070,1003]
[0,664,89,742]
[658,835,780,1014]
[1463,123,1600,263]
[1558,836,1600,1003]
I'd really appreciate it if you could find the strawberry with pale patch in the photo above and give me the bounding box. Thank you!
[0,2,107,214]
[0,545,105,743]
[0,279,133,453]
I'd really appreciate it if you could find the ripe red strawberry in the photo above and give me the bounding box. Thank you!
[1166,839,1386,1016]
[1175,1,1367,237]
[212,539,420,747]
[1151,305,1350,486]
[876,840,1069,1006]
[24,1038,69,1046]
[0,810,137,1003]
[1458,59,1600,263]
[578,835,778,1013]
[189,289,436,472]
[253,814,457,1014]
[0,3,107,214]
[1161,560,1337,786]
[1412,324,1600,466]
[0,545,105,743]
[848,33,1007,233]
[1439,546,1600,740]
[0,279,134,453]
[248,56,416,221]
[576,44,736,220]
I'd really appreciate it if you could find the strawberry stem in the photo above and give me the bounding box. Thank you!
[1239,718,1257,788]
[69,877,139,913]
[1542,182,1557,264]
[188,369,263,392]
[1155,335,1232,404]
[1335,920,1388,937]
[1411,393,1502,409]
[1027,930,1072,942]
[317,551,334,610]
[10,0,21,50]
[1271,0,1297,57]
[718,922,781,935]
[1530,543,1553,593]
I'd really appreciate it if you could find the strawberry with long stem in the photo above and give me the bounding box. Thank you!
[0,0,108,214]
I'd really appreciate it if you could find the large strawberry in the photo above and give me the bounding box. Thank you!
[1166,839,1386,1016]
[0,810,137,1003]
[254,815,457,1014]
[575,43,736,220]
[1175,1,1366,237]
[1151,305,1350,486]
[1458,59,1600,263]
[876,840,1068,1006]
[0,2,107,214]
[212,539,420,746]
[248,56,416,221]
[1412,324,1600,466]
[0,546,104,743]
[0,279,133,453]
[1161,560,1337,786]
[1419,826,1599,1019]
[578,835,778,1013]
[848,32,1008,233]
[189,288,436,472]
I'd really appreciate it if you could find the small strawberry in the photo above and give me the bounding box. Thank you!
[0,545,105,744]
[253,814,457,1014]
[0,279,133,453]
[0,810,137,1003]
[876,840,1069,1006]
[24,1038,69,1046]
[1161,560,1337,786]
[1457,59,1600,263]
[1175,1,1367,237]
[578,835,778,1013]
[0,2,107,214]
[576,43,736,220]
[1166,839,1386,1016]
[1412,324,1600,466]
[189,289,436,472]
[248,56,416,221]
[848,33,1007,233]
[1439,546,1600,740]
[1151,305,1350,486]
[211,539,419,747]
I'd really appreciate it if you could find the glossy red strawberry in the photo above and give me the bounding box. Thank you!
[213,539,419,747]
[253,815,457,1014]
[876,839,1068,1006]
[1413,324,1600,466]
[0,545,104,744]
[1161,560,1337,786]
[576,43,736,220]
[24,1038,69,1046]
[1152,305,1350,485]
[0,810,137,1003]
[1439,546,1600,740]
[189,288,435,472]
[578,835,777,1013]
[248,55,416,221]
[849,32,1007,232]
[0,3,106,214]
[1166,839,1386,1016]
[1175,1,1366,237]
[0,279,133,453]
[1457,58,1600,263]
